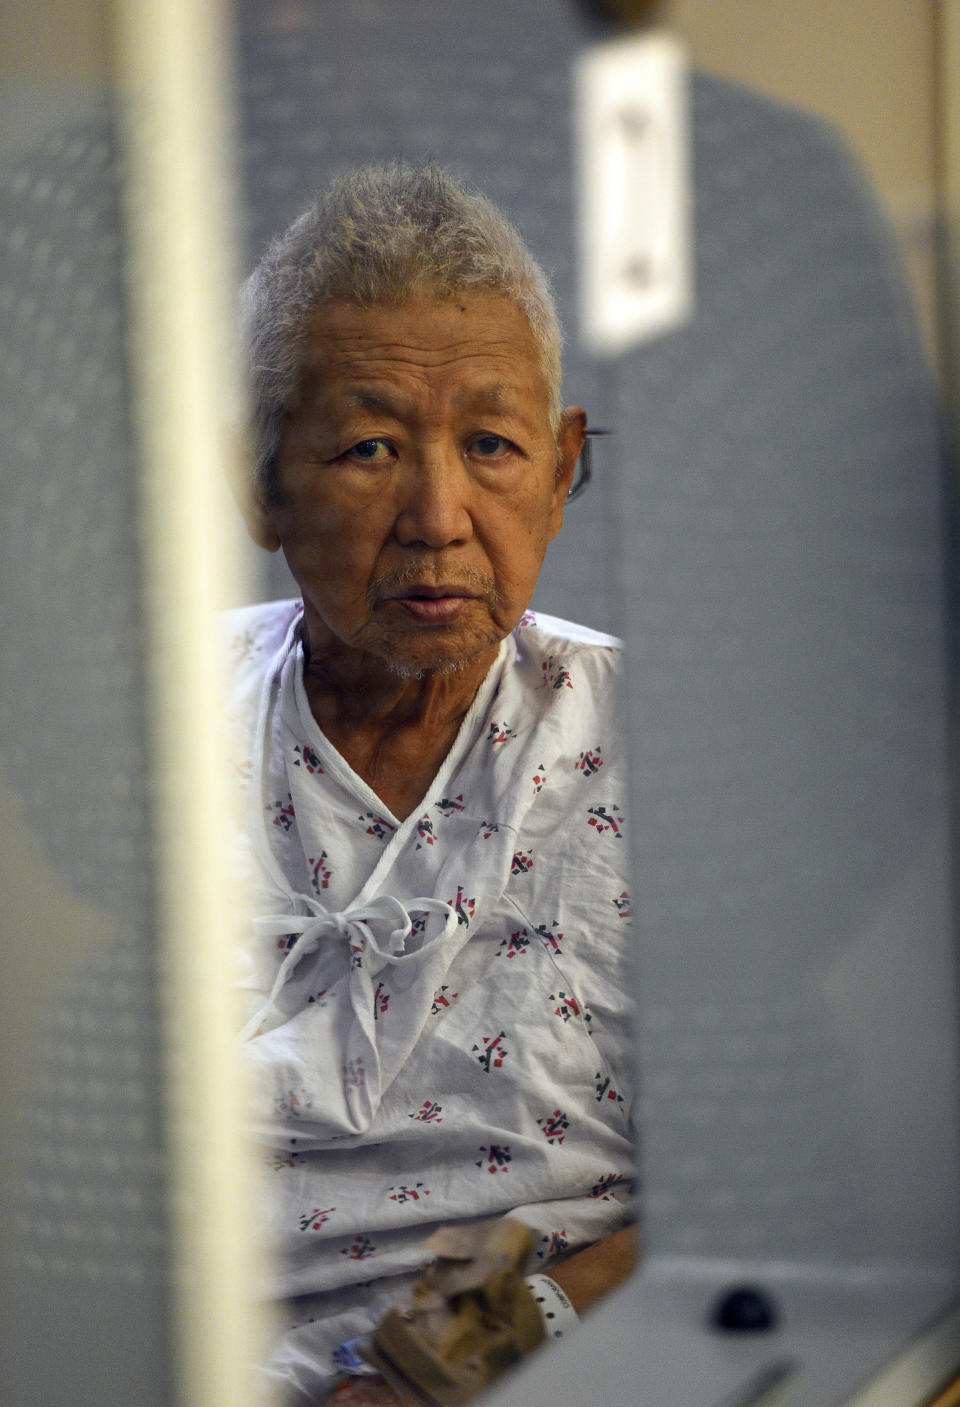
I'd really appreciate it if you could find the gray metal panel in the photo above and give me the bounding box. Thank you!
[0,105,172,1407]
[610,78,959,1271]
[486,1266,960,1407]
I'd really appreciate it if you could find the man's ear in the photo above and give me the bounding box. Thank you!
[244,492,283,553]
[549,406,588,538]
[228,457,283,553]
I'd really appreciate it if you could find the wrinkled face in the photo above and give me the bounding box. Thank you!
[249,293,585,678]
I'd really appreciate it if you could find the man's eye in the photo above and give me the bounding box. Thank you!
[348,438,391,461]
[471,434,510,457]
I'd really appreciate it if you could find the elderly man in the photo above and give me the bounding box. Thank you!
[228,163,634,1405]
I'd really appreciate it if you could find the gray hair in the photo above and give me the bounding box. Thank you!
[240,162,564,492]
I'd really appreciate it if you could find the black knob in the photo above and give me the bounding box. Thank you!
[710,1285,779,1332]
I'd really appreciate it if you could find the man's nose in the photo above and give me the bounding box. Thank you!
[393,450,473,549]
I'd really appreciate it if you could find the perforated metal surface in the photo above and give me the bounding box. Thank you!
[611,78,959,1270]
[0,108,171,1407]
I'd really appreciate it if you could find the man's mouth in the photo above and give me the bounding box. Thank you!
[394,584,472,600]
[386,583,480,622]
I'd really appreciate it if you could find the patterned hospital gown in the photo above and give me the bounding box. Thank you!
[225,598,635,1404]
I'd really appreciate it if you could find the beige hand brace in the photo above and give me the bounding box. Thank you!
[364,1218,546,1407]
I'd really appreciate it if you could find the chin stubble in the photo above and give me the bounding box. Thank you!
[383,655,471,681]
[366,561,507,679]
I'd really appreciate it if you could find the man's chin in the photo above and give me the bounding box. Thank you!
[376,622,505,681]
[384,654,470,681]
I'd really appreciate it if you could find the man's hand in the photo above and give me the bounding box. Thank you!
[545,1223,637,1314]
[326,1375,407,1406]
[323,1224,639,1405]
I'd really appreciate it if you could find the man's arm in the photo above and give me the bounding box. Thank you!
[326,1225,639,1405]
[543,1223,638,1314]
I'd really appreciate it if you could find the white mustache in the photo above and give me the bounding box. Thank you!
[367,561,504,608]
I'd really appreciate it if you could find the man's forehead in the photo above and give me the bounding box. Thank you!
[339,383,520,413]
[291,296,550,419]
[301,296,538,369]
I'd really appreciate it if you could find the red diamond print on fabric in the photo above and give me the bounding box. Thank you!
[431,986,458,1015]
[388,1183,431,1203]
[472,1032,508,1072]
[594,1072,624,1105]
[537,1109,570,1144]
[576,747,603,776]
[551,990,581,1022]
[298,1207,335,1232]
[308,851,331,892]
[293,743,323,774]
[540,656,573,690]
[340,1235,375,1260]
[268,796,295,831]
[535,921,564,955]
[536,1230,570,1261]
[587,804,624,839]
[588,1173,622,1200]
[476,1144,512,1173]
[359,811,395,841]
[435,794,465,817]
[448,887,476,925]
[409,1100,443,1124]
[497,929,531,959]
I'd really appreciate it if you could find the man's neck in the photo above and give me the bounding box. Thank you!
[300,635,501,820]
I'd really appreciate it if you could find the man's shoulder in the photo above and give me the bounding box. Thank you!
[514,610,621,655]
[509,611,621,717]
[220,597,302,687]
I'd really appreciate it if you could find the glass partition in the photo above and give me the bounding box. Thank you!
[2,2,957,1404]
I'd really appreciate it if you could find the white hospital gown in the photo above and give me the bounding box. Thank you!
[225,599,635,1404]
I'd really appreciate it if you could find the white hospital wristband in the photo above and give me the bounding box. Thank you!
[525,1274,580,1340]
